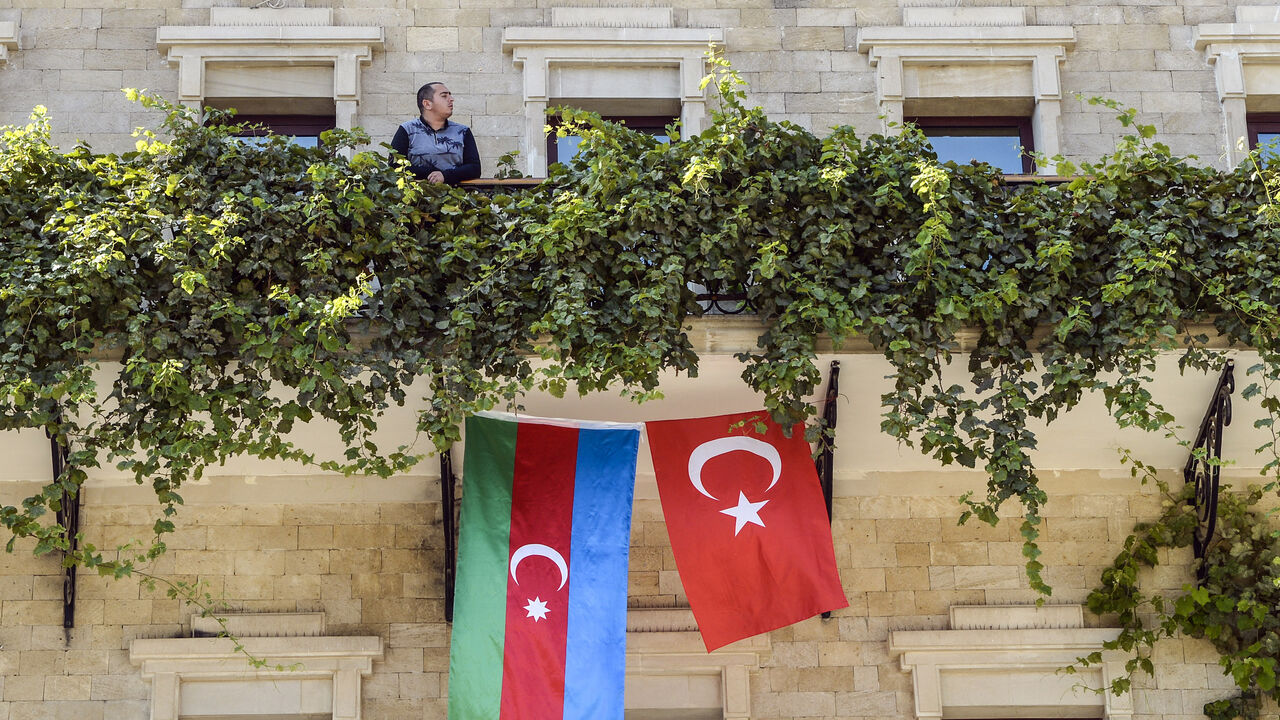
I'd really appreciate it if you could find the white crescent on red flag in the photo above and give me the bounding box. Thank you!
[646,411,848,651]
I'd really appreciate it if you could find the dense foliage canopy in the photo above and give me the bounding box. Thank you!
[5,57,1280,715]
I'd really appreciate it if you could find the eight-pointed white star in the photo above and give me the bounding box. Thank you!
[524,597,550,622]
[720,491,768,536]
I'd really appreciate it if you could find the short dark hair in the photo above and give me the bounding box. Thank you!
[417,82,444,113]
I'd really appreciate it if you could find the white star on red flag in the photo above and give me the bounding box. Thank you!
[719,491,768,535]
[523,597,550,622]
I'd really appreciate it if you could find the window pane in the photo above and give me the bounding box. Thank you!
[1257,132,1280,160]
[924,130,1025,174]
[555,131,670,165]
[235,135,320,148]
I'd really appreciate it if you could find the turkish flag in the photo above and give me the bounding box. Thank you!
[646,411,847,651]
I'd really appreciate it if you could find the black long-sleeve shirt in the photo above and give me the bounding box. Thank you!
[391,117,481,185]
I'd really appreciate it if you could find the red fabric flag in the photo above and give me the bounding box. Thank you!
[646,411,848,651]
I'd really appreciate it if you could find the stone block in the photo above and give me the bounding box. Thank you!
[224,571,273,599]
[331,549,383,574]
[389,621,448,648]
[407,27,459,53]
[334,524,397,549]
[297,525,334,549]
[273,574,323,600]
[875,518,940,543]
[89,673,147,702]
[1099,51,1157,72]
[1,601,62,627]
[769,691,835,717]
[836,690,898,716]
[173,550,235,576]
[101,600,151,625]
[1111,71,1174,93]
[782,26,844,51]
[232,550,286,576]
[885,567,929,591]
[725,27,781,52]
[796,8,856,26]
[33,28,96,50]
[284,550,330,575]
[381,548,425,573]
[42,675,91,702]
[399,671,441,699]
[207,525,297,551]
[929,541,989,566]
[4,675,44,702]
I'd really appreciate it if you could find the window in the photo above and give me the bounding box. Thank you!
[548,115,675,166]
[624,609,765,720]
[502,7,722,177]
[225,113,337,148]
[130,614,382,720]
[857,7,1074,176]
[156,7,381,141]
[1248,114,1280,159]
[1197,7,1280,166]
[891,605,1133,720]
[910,117,1035,174]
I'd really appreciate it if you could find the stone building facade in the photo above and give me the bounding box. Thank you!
[0,2,1276,719]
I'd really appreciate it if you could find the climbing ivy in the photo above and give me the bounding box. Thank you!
[2,56,1280,627]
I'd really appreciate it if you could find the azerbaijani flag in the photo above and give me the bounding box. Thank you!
[448,411,641,720]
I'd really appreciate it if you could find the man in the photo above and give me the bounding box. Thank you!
[391,82,481,185]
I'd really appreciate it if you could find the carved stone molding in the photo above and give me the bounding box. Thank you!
[890,605,1131,720]
[626,608,767,720]
[1195,6,1280,165]
[857,10,1074,174]
[0,21,18,66]
[156,8,382,131]
[130,634,382,720]
[502,12,723,176]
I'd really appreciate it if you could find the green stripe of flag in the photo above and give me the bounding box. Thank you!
[448,415,517,720]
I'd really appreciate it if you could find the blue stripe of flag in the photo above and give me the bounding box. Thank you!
[562,425,639,720]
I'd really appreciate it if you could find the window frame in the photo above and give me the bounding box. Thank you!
[1247,112,1280,153]
[546,114,677,166]
[908,116,1036,174]
[228,114,337,147]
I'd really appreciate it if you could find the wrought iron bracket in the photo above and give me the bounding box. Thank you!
[1185,359,1234,585]
[441,447,458,623]
[46,422,79,631]
[815,360,840,618]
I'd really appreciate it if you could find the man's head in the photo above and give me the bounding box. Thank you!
[417,82,454,125]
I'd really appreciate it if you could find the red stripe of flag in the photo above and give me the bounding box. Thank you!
[499,422,578,719]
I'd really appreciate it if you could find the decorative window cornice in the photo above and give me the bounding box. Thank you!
[626,608,766,720]
[501,11,722,176]
[856,11,1074,174]
[0,21,18,66]
[890,605,1131,720]
[1194,6,1280,165]
[156,8,382,130]
[130,634,382,720]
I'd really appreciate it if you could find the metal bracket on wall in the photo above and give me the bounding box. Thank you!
[441,446,458,622]
[1185,359,1234,585]
[46,419,79,632]
[815,360,840,618]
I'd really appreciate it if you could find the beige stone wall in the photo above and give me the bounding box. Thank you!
[0,1,1250,172]
[0,483,1240,719]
